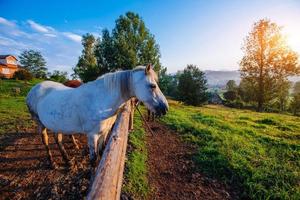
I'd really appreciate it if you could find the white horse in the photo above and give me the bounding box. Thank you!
[26,65,168,168]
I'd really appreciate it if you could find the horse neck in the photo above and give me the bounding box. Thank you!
[94,70,134,108]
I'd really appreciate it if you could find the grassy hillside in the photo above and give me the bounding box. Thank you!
[0,79,43,134]
[160,100,300,199]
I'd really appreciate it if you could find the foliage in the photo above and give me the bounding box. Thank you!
[240,19,299,112]
[226,80,237,91]
[160,100,300,199]
[19,50,48,78]
[73,34,98,82]
[158,66,178,98]
[48,70,68,83]
[290,82,300,115]
[223,90,237,102]
[94,29,116,74]
[73,12,162,82]
[112,12,161,72]
[293,81,300,95]
[13,69,33,81]
[177,65,208,105]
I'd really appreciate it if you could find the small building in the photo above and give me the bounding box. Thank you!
[0,55,19,78]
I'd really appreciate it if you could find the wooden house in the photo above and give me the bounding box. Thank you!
[0,55,19,78]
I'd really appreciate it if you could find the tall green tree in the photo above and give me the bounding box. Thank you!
[19,50,47,78]
[94,29,116,74]
[240,19,299,111]
[112,12,161,72]
[73,33,98,82]
[290,81,300,115]
[274,79,291,112]
[158,66,178,98]
[177,65,208,106]
[226,80,237,91]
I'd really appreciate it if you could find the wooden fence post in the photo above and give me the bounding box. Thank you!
[88,101,131,200]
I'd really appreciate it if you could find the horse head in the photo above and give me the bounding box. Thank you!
[132,64,169,116]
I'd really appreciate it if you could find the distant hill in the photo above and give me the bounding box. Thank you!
[204,70,240,88]
[204,70,300,88]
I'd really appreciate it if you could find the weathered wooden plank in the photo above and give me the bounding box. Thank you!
[87,102,131,200]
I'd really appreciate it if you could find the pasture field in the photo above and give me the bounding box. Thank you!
[1,79,299,199]
[160,100,300,199]
[0,79,149,199]
[0,79,42,135]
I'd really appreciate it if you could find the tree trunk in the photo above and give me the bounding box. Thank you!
[257,25,265,112]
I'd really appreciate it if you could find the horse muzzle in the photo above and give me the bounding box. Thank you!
[154,101,169,117]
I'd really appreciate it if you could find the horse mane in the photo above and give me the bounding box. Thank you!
[96,69,133,100]
[95,66,158,99]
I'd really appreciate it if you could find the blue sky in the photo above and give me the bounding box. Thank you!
[0,0,300,74]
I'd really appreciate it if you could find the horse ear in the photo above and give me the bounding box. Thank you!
[145,64,151,74]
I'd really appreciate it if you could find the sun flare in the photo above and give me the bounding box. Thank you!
[282,25,300,54]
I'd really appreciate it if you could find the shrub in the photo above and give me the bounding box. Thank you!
[13,69,33,81]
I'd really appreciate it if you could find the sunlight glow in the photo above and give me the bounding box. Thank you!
[282,25,300,54]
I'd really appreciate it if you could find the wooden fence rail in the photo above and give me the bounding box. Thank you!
[88,102,131,200]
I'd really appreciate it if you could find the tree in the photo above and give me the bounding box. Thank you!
[226,80,237,91]
[177,65,208,106]
[19,50,47,78]
[274,80,291,112]
[74,12,162,82]
[293,81,300,95]
[240,19,299,112]
[94,29,116,74]
[73,33,98,82]
[13,69,33,81]
[48,70,68,83]
[290,81,300,115]
[112,12,161,72]
[158,66,179,98]
[224,80,238,102]
[223,90,237,102]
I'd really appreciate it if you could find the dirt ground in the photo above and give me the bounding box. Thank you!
[0,130,91,200]
[146,120,237,200]
[0,120,237,200]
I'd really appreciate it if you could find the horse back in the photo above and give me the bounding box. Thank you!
[26,81,69,116]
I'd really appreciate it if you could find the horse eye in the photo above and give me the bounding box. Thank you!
[150,84,156,89]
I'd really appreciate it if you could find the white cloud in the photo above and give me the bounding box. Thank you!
[0,17,16,27]
[44,33,57,37]
[63,32,82,43]
[0,18,85,73]
[27,20,54,33]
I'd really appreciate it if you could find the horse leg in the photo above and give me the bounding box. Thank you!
[97,132,108,156]
[40,125,57,169]
[151,112,155,121]
[70,135,79,150]
[55,133,73,166]
[88,133,100,167]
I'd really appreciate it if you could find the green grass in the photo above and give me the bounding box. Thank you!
[159,100,300,200]
[123,109,150,199]
[0,79,42,134]
[0,79,42,97]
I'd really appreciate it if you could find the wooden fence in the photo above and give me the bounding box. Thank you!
[87,101,131,200]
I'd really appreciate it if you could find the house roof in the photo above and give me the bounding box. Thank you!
[0,63,19,68]
[0,55,18,60]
